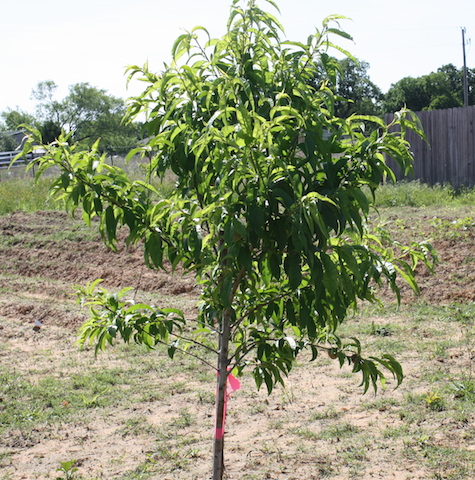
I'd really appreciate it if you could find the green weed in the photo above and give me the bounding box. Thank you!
[55,459,78,480]
[424,391,446,411]
[310,405,339,421]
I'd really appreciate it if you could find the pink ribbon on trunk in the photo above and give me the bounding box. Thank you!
[215,369,241,440]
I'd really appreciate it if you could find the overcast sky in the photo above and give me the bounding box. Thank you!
[1,0,474,113]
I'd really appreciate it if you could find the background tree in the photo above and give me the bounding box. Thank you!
[31,80,143,153]
[383,63,475,112]
[383,76,430,113]
[1,82,143,154]
[0,108,37,131]
[18,1,436,478]
[0,132,18,152]
[312,58,383,117]
[335,58,383,117]
[0,109,38,151]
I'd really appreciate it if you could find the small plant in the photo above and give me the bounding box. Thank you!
[55,459,78,480]
[370,321,393,337]
[429,216,475,241]
[80,389,108,408]
[424,391,445,411]
[451,380,475,400]
[281,387,296,405]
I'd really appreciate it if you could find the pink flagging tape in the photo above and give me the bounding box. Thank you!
[215,370,241,440]
[215,427,225,440]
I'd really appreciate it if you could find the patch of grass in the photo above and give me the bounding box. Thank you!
[404,441,475,480]
[424,391,446,411]
[0,176,60,215]
[268,418,284,430]
[340,443,368,473]
[368,181,475,208]
[249,401,268,415]
[118,416,158,437]
[197,389,215,405]
[293,421,359,442]
[0,216,100,250]
[316,421,360,441]
[382,424,410,439]
[0,159,177,218]
[429,215,475,241]
[144,443,198,474]
[309,405,339,421]
[360,396,401,412]
[0,366,136,436]
[0,371,72,430]
[370,337,407,355]
[172,408,196,428]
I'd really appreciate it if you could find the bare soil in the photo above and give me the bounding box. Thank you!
[1,209,475,480]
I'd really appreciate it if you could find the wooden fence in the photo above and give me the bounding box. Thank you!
[384,106,475,188]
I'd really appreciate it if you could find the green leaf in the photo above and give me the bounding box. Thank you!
[236,105,253,139]
[248,203,266,234]
[321,253,338,296]
[263,368,274,394]
[267,253,281,280]
[285,299,296,325]
[284,255,302,290]
[144,233,163,269]
[171,33,192,61]
[104,206,117,244]
[220,276,234,308]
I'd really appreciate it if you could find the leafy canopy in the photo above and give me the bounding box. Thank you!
[19,0,435,395]
[383,63,475,112]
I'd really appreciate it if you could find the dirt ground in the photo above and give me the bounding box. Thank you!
[1,209,475,480]
[1,209,473,328]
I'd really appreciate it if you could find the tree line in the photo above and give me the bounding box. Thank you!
[323,59,475,117]
[0,81,143,154]
[1,60,473,154]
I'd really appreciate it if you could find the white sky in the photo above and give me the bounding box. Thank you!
[1,0,474,114]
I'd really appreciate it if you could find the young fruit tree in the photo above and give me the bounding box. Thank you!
[18,1,436,478]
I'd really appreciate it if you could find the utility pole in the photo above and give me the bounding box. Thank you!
[462,27,469,107]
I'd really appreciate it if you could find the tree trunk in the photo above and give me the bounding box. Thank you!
[212,307,231,480]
